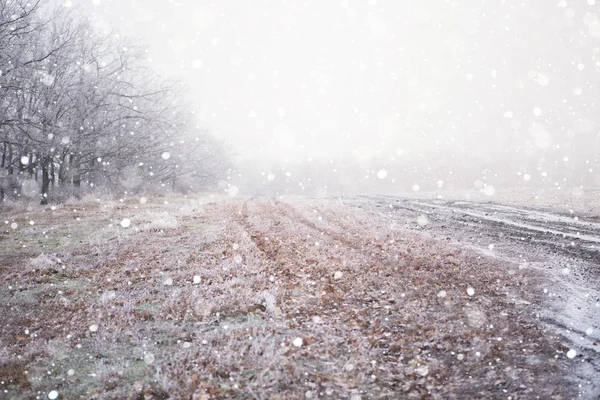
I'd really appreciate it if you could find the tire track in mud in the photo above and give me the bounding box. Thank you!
[272,199,407,271]
[234,198,398,394]
[237,198,410,316]
[233,199,446,394]
[234,199,315,292]
[358,195,600,266]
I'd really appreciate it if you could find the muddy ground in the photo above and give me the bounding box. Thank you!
[0,194,598,399]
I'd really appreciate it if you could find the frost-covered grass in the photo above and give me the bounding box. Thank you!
[0,195,585,399]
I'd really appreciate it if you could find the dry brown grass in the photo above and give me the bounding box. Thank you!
[0,195,583,399]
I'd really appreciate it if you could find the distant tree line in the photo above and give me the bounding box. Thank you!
[0,0,229,205]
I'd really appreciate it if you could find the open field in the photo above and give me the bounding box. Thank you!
[1,193,599,399]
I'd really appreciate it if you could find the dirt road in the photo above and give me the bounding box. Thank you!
[1,195,598,399]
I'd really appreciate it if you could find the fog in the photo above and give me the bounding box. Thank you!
[77,0,600,193]
[3,2,600,398]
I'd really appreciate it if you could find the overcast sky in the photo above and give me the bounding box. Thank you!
[72,0,600,167]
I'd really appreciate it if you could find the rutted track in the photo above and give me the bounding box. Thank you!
[347,195,600,396]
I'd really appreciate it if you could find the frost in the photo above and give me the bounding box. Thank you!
[292,337,303,347]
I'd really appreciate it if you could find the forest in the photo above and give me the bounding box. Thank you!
[0,0,229,205]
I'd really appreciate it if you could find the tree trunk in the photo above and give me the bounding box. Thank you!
[73,170,81,187]
[58,151,68,184]
[41,156,51,205]
[51,161,55,186]
[7,144,13,175]
[67,153,83,187]
[28,152,35,178]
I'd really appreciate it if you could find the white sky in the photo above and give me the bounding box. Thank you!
[75,0,600,165]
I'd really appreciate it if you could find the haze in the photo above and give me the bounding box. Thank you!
[78,0,600,191]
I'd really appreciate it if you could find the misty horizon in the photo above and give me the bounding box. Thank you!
[62,0,600,193]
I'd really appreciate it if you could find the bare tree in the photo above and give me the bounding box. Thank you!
[1,2,231,205]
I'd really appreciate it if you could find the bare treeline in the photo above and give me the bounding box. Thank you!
[0,0,229,205]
